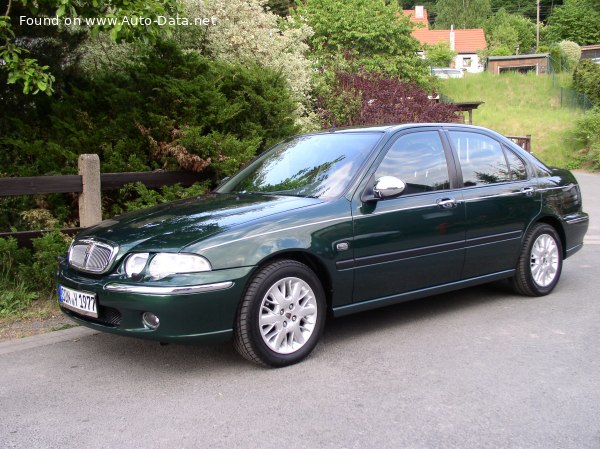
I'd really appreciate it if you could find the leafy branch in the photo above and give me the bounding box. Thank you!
[0,0,180,95]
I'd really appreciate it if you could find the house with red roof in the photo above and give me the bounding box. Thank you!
[403,6,487,73]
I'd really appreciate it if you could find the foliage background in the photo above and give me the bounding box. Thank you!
[1,0,599,316]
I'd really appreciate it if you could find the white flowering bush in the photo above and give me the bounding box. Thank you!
[558,40,582,71]
[179,0,317,130]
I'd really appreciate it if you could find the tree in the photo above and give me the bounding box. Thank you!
[0,4,88,123]
[0,0,180,94]
[483,8,536,54]
[489,0,563,22]
[317,72,459,128]
[425,42,457,67]
[434,0,492,29]
[294,0,428,83]
[545,0,600,45]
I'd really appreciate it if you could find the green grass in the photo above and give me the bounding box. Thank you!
[439,72,584,168]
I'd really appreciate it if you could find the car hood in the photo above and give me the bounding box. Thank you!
[76,193,323,253]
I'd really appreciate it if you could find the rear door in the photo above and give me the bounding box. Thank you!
[445,129,541,278]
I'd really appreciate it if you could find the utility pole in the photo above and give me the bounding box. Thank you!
[536,0,540,52]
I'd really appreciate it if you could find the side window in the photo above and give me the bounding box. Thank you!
[375,131,450,195]
[504,148,528,181]
[449,131,510,187]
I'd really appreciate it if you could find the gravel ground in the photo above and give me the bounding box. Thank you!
[0,306,73,342]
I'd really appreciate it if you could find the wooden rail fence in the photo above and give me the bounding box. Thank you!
[0,171,205,196]
[0,154,206,247]
[505,135,532,153]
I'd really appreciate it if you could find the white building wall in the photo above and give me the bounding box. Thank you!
[454,54,484,73]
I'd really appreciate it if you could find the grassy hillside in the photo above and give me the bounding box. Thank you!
[439,72,583,168]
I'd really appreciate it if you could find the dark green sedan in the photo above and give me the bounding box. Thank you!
[57,124,589,366]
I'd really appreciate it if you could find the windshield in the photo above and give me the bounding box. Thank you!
[217,132,382,199]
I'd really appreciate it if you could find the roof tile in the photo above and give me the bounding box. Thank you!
[403,7,486,53]
[413,28,486,53]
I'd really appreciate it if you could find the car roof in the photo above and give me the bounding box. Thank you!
[311,123,497,135]
[313,125,398,133]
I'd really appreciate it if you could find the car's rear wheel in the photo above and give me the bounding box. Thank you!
[233,259,326,367]
[510,223,563,296]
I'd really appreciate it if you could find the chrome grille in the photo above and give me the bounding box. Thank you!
[68,239,118,274]
[69,244,88,267]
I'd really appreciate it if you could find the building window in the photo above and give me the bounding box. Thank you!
[463,57,472,67]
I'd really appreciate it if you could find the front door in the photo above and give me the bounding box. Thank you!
[351,130,466,302]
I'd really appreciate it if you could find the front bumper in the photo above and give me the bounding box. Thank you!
[57,260,254,343]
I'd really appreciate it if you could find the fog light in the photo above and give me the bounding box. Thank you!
[142,312,160,330]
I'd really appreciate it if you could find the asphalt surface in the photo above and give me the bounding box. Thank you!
[1,171,599,449]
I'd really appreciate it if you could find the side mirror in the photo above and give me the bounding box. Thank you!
[373,176,406,200]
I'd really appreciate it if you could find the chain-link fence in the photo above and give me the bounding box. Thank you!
[549,62,594,110]
[558,86,594,109]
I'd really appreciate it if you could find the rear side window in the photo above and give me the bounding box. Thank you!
[449,132,510,187]
[375,131,450,195]
[504,148,528,181]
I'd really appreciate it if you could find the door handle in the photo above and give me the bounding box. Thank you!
[520,187,535,196]
[436,198,457,209]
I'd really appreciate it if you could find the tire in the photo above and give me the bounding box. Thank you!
[510,223,563,297]
[233,259,326,367]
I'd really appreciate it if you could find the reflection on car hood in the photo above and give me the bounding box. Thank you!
[76,193,322,253]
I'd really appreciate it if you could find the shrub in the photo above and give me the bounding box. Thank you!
[20,209,59,230]
[28,231,72,294]
[425,43,457,68]
[0,232,71,316]
[558,41,582,71]
[0,237,36,316]
[489,47,514,57]
[110,182,209,216]
[318,72,459,128]
[3,42,301,177]
[0,285,38,317]
[573,60,600,106]
[179,0,315,129]
[0,237,32,278]
[47,42,300,180]
[573,108,600,169]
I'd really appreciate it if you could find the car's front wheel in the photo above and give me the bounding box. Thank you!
[233,259,326,367]
[510,223,563,296]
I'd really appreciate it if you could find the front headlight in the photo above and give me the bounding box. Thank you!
[124,253,150,277]
[147,253,212,280]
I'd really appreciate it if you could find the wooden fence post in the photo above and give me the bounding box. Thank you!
[78,154,102,228]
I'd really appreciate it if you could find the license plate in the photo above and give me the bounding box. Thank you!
[58,285,98,318]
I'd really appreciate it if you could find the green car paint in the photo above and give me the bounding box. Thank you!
[57,124,589,347]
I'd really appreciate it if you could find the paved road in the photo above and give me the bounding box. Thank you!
[1,172,599,449]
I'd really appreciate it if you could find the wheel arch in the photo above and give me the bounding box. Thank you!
[533,216,567,258]
[252,250,334,313]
